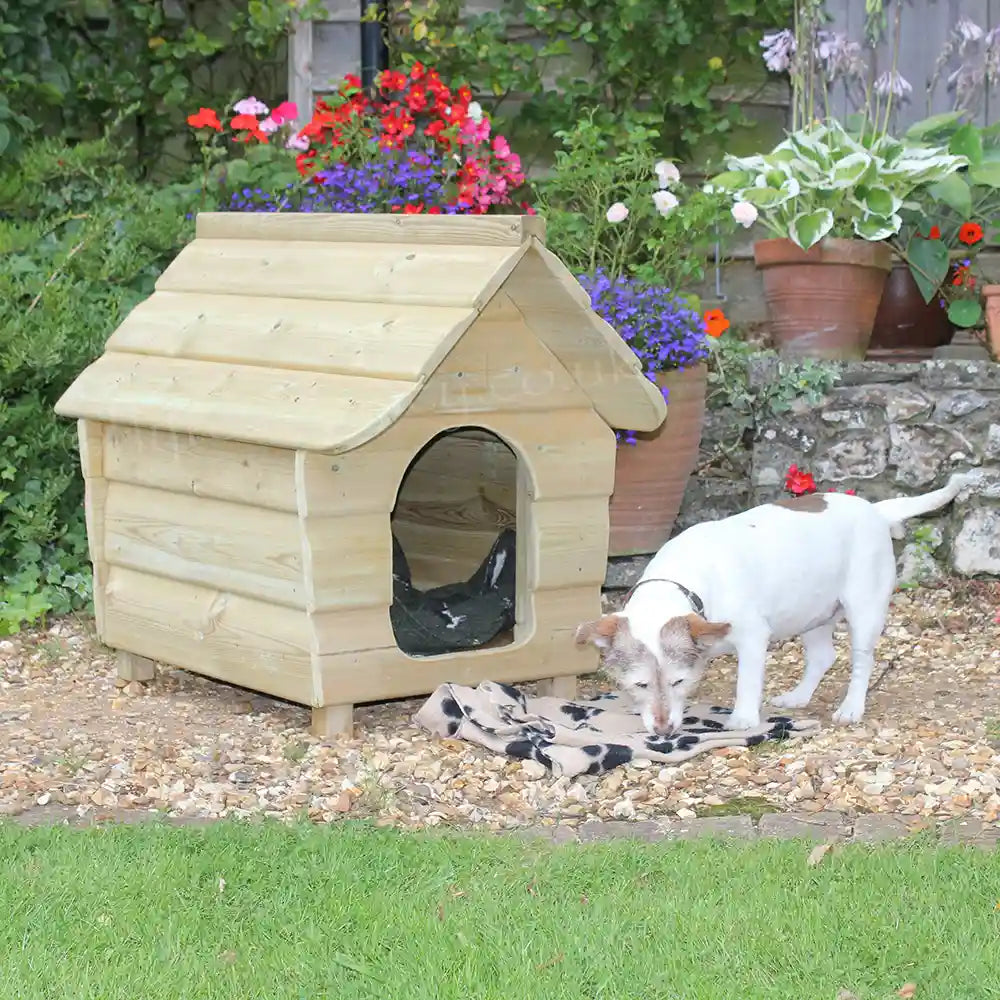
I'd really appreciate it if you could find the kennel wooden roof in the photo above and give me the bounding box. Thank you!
[55,213,667,452]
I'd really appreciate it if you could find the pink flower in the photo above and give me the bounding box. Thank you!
[606,202,629,223]
[285,133,310,151]
[459,115,491,144]
[492,135,512,160]
[270,100,298,124]
[233,96,269,116]
[259,116,279,134]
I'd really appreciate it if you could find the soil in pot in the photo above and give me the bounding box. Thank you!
[608,364,707,557]
[868,260,954,361]
[753,237,892,360]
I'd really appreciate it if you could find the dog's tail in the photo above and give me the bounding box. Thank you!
[872,471,978,539]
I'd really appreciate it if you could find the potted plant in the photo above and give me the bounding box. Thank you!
[709,119,967,360]
[712,2,969,360]
[871,111,1000,357]
[533,111,737,554]
[578,269,722,555]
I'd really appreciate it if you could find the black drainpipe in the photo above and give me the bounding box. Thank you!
[360,0,390,91]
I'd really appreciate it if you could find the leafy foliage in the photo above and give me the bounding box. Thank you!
[0,135,196,634]
[0,0,326,173]
[711,120,969,248]
[532,112,737,297]
[382,0,793,162]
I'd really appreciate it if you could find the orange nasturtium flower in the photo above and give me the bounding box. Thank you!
[703,308,730,338]
[959,221,984,245]
[187,107,222,131]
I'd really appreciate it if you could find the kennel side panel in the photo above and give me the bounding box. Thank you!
[101,566,315,704]
[297,409,614,519]
[103,481,310,608]
[315,585,601,704]
[103,425,299,513]
[78,419,109,638]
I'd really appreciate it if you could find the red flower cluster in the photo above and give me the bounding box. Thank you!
[293,64,528,214]
[783,465,856,497]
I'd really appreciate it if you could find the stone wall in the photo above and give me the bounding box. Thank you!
[606,358,1000,588]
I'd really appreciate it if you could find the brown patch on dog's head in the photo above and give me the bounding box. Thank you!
[771,494,828,513]
[660,614,732,657]
[574,614,624,649]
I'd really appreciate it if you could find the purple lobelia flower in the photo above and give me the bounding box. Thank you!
[577,268,709,444]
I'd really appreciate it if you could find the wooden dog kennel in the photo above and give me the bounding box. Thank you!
[54,212,667,735]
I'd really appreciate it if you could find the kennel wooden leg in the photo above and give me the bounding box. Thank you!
[312,703,354,738]
[117,650,156,683]
[538,675,577,700]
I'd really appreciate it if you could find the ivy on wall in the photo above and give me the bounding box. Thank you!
[383,0,794,162]
[0,0,326,175]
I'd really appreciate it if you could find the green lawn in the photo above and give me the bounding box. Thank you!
[2,819,998,1000]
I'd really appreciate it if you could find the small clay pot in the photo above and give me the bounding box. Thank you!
[869,260,953,354]
[753,237,893,360]
[982,284,1000,360]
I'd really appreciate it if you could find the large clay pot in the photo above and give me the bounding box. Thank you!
[753,237,893,360]
[982,284,1000,360]
[608,364,707,556]
[868,260,954,359]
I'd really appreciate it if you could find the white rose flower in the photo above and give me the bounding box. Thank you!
[654,159,681,188]
[606,202,629,223]
[466,101,484,122]
[731,200,759,228]
[652,190,679,216]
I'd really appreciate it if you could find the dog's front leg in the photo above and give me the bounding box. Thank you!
[725,633,769,731]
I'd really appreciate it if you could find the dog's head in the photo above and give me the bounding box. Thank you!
[574,613,731,736]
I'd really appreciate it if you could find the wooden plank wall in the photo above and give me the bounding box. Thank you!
[825,0,1000,132]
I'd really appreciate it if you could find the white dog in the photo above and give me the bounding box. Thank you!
[576,472,977,736]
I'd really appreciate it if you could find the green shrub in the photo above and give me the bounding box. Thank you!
[0,136,196,634]
[533,111,737,300]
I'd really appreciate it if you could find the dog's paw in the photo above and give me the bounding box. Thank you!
[771,688,812,710]
[832,700,864,726]
[724,709,761,731]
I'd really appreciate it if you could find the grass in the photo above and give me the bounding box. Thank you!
[2,820,999,1000]
[696,795,779,820]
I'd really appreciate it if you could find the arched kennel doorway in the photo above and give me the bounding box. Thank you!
[388,426,524,657]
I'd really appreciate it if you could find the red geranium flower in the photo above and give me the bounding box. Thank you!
[187,107,221,131]
[703,308,730,338]
[929,225,941,240]
[230,112,268,142]
[785,464,817,496]
[959,221,983,245]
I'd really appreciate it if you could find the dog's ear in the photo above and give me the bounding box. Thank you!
[574,615,622,650]
[683,613,731,652]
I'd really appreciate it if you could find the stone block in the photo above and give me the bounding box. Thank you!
[918,359,1000,391]
[888,425,977,487]
[575,820,666,842]
[661,814,757,840]
[837,362,921,386]
[757,811,851,841]
[986,424,1000,460]
[937,818,1000,849]
[932,390,992,421]
[850,814,916,843]
[813,430,890,482]
[951,506,1000,576]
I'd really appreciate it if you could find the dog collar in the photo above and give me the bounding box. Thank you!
[623,577,706,616]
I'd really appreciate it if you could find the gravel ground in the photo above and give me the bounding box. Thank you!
[2,581,999,833]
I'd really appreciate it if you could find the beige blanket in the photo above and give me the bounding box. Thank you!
[414,680,821,778]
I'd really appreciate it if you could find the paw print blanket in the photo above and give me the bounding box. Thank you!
[414,681,821,778]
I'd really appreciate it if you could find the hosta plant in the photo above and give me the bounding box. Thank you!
[708,119,968,250]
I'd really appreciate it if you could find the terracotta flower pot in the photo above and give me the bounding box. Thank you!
[868,260,954,360]
[982,284,1000,360]
[753,237,893,360]
[608,364,707,556]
